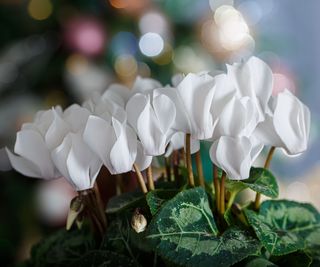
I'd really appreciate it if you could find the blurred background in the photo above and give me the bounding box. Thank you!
[0,0,319,265]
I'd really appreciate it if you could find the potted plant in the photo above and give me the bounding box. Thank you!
[5,56,318,267]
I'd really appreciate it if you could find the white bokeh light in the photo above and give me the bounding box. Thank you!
[139,12,168,36]
[139,32,164,57]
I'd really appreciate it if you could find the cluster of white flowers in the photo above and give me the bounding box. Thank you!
[6,56,310,191]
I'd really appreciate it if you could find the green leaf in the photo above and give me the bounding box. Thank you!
[70,250,136,267]
[242,168,279,198]
[245,200,320,256]
[106,191,145,214]
[227,168,279,198]
[304,227,320,262]
[146,189,179,215]
[147,187,260,267]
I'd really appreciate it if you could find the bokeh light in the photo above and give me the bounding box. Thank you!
[152,43,173,65]
[139,32,164,57]
[114,54,138,79]
[27,0,53,21]
[139,11,169,37]
[36,178,77,226]
[64,17,106,57]
[110,32,138,56]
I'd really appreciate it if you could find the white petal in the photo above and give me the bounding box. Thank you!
[171,73,184,87]
[227,56,273,118]
[14,129,55,178]
[210,73,236,119]
[102,83,131,107]
[210,136,251,180]
[177,73,215,139]
[51,134,73,185]
[152,93,176,134]
[109,119,137,174]
[134,142,153,171]
[132,76,162,94]
[83,116,116,172]
[126,93,149,133]
[33,109,55,135]
[214,96,245,137]
[253,114,283,148]
[155,86,191,133]
[45,109,70,150]
[66,133,102,191]
[191,138,200,154]
[136,98,166,155]
[6,148,42,178]
[63,104,91,132]
[273,90,310,155]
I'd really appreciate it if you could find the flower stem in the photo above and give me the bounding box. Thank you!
[133,163,148,194]
[147,165,155,191]
[195,150,205,187]
[172,150,180,182]
[227,191,237,210]
[93,183,107,230]
[220,171,226,216]
[254,146,276,210]
[185,133,195,187]
[165,156,172,181]
[213,164,220,213]
[79,189,106,238]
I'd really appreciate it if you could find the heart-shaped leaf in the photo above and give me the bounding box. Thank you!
[227,168,279,198]
[147,187,260,267]
[245,200,320,256]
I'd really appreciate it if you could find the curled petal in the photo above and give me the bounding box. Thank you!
[109,119,137,174]
[210,136,252,180]
[227,56,273,119]
[51,134,73,186]
[177,73,215,139]
[126,93,149,133]
[134,142,153,171]
[63,104,91,133]
[14,129,56,178]
[152,93,176,135]
[155,87,191,133]
[66,133,102,191]
[45,109,70,150]
[273,90,310,155]
[6,148,42,178]
[83,116,116,172]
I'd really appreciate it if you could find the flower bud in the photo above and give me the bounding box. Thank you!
[131,209,147,233]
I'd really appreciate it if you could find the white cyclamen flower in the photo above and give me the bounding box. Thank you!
[175,73,216,139]
[49,104,102,191]
[6,107,63,179]
[254,89,310,156]
[211,94,260,140]
[226,56,273,121]
[83,107,152,174]
[210,136,263,180]
[126,89,176,156]
[7,105,102,191]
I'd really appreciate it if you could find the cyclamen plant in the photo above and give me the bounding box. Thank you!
[6,56,318,267]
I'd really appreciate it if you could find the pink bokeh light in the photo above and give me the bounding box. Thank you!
[64,16,107,56]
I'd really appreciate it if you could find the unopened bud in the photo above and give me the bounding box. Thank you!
[66,196,84,230]
[131,209,147,233]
